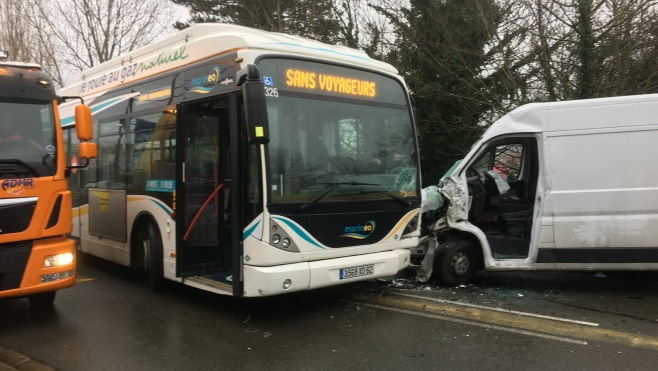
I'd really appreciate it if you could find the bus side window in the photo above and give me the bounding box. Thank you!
[98,119,128,189]
[166,131,176,162]
[129,112,176,191]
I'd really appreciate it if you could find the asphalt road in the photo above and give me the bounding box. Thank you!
[2,255,658,371]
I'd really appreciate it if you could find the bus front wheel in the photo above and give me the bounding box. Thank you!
[143,222,168,292]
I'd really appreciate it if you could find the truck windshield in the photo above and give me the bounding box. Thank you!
[0,99,57,177]
[258,58,418,205]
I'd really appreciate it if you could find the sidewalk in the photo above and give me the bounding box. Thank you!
[0,346,56,371]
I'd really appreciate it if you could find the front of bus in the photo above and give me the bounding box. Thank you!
[242,56,421,296]
[0,60,76,303]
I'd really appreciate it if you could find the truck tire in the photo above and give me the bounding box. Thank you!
[28,291,56,308]
[435,239,479,286]
[144,222,168,292]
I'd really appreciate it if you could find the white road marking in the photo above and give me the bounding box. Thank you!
[393,291,599,327]
[347,299,588,345]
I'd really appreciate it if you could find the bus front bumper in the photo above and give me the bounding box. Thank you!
[242,249,410,297]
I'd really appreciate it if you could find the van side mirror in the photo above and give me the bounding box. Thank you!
[237,64,269,145]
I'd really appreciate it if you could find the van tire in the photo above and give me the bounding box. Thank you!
[28,291,56,308]
[144,222,168,292]
[435,239,478,286]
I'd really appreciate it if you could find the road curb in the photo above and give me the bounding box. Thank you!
[0,346,56,371]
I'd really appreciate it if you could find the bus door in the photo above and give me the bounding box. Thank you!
[175,98,236,285]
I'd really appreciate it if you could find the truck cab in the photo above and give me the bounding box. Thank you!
[0,51,95,306]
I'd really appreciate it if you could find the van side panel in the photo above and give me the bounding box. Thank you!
[546,116,658,264]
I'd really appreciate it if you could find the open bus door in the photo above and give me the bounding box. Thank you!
[175,96,243,295]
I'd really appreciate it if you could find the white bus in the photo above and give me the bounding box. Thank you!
[58,24,421,297]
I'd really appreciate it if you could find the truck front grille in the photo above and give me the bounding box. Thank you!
[0,197,36,234]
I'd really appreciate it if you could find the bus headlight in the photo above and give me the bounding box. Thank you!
[269,219,300,252]
[44,253,74,268]
[403,215,420,235]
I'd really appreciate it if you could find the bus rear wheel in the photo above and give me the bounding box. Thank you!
[28,291,56,308]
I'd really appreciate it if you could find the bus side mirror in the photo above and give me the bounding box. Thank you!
[78,141,97,160]
[75,104,93,141]
[237,64,269,145]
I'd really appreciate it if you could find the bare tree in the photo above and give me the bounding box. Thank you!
[0,0,64,83]
[0,0,32,61]
[509,0,658,100]
[28,0,180,84]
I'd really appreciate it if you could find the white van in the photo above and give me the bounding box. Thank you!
[417,93,658,285]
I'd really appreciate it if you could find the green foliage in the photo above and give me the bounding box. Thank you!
[374,0,509,184]
[172,0,342,44]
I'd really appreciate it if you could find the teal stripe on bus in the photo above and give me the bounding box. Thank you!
[242,220,260,241]
[61,97,124,126]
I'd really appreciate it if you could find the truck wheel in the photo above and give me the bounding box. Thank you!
[28,291,56,308]
[144,222,168,292]
[435,239,479,286]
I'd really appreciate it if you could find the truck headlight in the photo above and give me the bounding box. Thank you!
[44,253,74,268]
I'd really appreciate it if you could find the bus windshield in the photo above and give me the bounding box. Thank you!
[258,58,418,205]
[0,99,57,177]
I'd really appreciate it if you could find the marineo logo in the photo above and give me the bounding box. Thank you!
[191,66,220,87]
[340,220,376,240]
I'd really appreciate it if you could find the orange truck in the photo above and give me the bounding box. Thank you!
[0,50,96,306]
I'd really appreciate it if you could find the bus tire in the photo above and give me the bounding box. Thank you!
[28,291,56,308]
[435,238,478,286]
[145,222,168,292]
[130,227,147,280]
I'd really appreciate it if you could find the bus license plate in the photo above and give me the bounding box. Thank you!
[339,264,375,280]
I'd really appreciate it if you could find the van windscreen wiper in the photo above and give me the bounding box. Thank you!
[298,181,379,212]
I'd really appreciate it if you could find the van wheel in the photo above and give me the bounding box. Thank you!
[435,239,479,286]
[143,222,168,292]
[28,291,56,308]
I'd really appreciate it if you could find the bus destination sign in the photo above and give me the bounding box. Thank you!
[285,69,376,98]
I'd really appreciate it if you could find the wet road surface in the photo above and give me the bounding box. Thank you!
[2,255,658,371]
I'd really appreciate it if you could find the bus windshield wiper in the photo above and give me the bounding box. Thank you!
[340,190,414,208]
[298,181,379,212]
